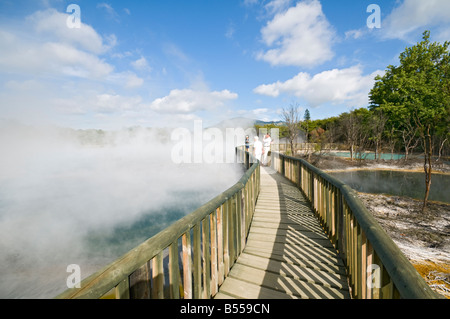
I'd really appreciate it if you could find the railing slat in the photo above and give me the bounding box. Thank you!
[193,223,202,299]
[217,206,224,286]
[151,252,164,299]
[223,200,230,277]
[182,231,192,299]
[169,240,180,299]
[210,210,218,296]
[201,217,211,299]
[129,261,151,299]
[115,278,130,299]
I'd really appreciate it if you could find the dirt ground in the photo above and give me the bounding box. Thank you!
[298,153,450,298]
[358,193,450,299]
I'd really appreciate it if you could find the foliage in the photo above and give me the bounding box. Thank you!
[369,30,450,211]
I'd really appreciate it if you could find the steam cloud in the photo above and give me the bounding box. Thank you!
[0,121,244,298]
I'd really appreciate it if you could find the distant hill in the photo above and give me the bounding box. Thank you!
[210,117,285,130]
[255,120,285,126]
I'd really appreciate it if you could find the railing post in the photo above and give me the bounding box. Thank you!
[223,200,230,277]
[115,278,130,299]
[193,223,202,299]
[201,218,211,299]
[210,211,218,297]
[169,240,180,299]
[217,206,224,286]
[151,252,164,299]
[182,231,192,299]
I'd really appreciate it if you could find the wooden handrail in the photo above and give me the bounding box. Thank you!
[56,147,260,299]
[271,151,442,299]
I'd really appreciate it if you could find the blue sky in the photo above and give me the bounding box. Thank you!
[1,0,449,129]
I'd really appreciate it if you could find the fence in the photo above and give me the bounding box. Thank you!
[56,148,260,299]
[271,151,442,299]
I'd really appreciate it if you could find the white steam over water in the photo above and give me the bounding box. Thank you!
[0,122,244,298]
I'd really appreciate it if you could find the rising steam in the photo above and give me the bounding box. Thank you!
[0,120,244,298]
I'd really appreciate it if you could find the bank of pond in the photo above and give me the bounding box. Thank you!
[328,169,449,204]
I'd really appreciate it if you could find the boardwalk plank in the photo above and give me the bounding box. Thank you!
[228,263,350,299]
[217,277,299,299]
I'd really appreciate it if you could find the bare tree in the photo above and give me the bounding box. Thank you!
[400,119,420,161]
[385,125,398,161]
[281,103,301,156]
[370,110,387,161]
[341,112,358,161]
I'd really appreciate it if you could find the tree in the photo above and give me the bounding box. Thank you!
[303,109,311,143]
[370,31,450,212]
[281,103,302,155]
[369,109,387,161]
[340,108,370,161]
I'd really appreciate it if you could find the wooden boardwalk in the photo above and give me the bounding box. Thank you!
[215,166,351,299]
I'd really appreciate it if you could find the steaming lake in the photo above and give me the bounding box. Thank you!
[0,124,244,299]
[0,173,242,299]
[329,170,450,204]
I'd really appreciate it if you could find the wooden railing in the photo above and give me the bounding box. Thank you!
[271,151,442,299]
[56,147,260,299]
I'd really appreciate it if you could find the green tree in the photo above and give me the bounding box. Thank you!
[303,109,311,143]
[370,31,450,211]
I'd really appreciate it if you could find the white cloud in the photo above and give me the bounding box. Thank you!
[254,65,384,107]
[28,9,115,54]
[264,0,293,15]
[0,30,113,79]
[149,89,238,114]
[163,42,190,62]
[257,0,335,67]
[345,29,364,40]
[97,3,120,22]
[252,108,270,115]
[0,9,119,80]
[105,67,144,92]
[124,73,145,88]
[383,0,450,41]
[131,56,151,71]
[94,94,143,114]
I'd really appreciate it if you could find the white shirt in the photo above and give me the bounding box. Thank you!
[254,140,263,155]
[263,136,272,148]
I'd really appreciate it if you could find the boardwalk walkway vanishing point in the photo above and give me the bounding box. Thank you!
[215,166,351,299]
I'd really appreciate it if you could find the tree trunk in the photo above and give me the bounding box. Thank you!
[437,138,448,162]
[422,127,433,213]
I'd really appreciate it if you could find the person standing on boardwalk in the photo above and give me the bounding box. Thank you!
[262,133,272,166]
[253,136,263,163]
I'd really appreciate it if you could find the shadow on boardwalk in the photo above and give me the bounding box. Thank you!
[216,166,350,299]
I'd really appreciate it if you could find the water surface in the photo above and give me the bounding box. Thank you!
[329,170,449,204]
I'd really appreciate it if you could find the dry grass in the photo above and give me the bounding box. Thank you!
[413,261,450,299]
